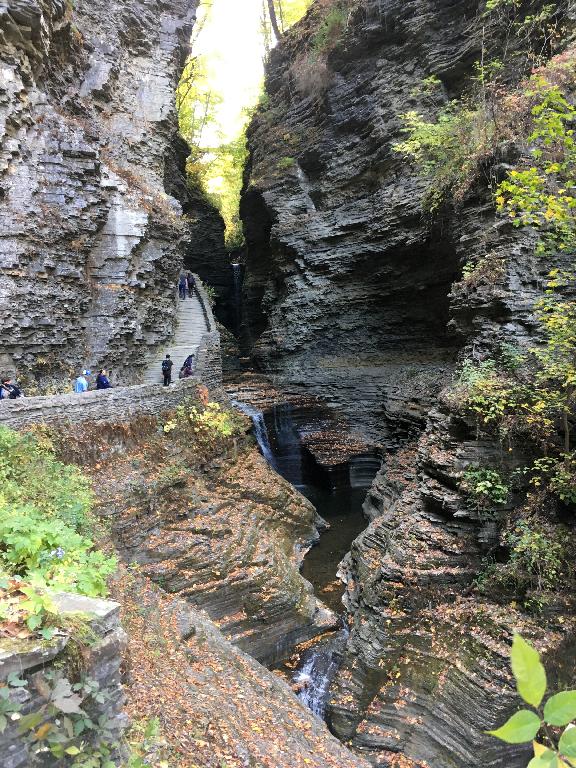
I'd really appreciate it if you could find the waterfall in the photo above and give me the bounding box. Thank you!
[292,629,349,718]
[232,400,277,469]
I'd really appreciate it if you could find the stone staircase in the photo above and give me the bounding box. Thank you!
[143,292,209,384]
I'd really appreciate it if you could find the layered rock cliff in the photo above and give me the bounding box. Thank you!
[241,1,576,766]
[0,0,225,391]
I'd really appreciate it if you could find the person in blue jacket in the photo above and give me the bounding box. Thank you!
[74,371,89,393]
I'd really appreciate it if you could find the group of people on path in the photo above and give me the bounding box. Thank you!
[162,353,195,386]
[3,270,199,403]
[179,271,196,300]
[74,369,112,394]
[0,369,111,402]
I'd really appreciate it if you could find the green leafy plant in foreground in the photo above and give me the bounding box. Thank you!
[489,634,576,766]
[0,426,116,635]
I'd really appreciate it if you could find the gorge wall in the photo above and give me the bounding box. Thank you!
[241,1,576,767]
[0,0,226,392]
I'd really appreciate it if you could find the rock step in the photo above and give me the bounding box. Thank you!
[142,294,209,384]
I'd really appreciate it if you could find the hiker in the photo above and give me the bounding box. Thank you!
[187,272,196,298]
[179,361,193,379]
[74,371,90,393]
[96,369,112,390]
[178,272,187,300]
[161,355,173,386]
[0,377,23,399]
[183,354,195,370]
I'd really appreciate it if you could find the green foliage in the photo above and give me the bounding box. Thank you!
[500,517,569,595]
[544,692,576,727]
[177,0,312,250]
[311,2,349,56]
[511,633,547,707]
[0,675,25,733]
[277,156,295,170]
[393,101,492,208]
[164,401,242,441]
[532,271,576,451]
[455,270,576,462]
[0,427,116,635]
[275,0,313,30]
[202,283,217,307]
[15,672,122,767]
[197,135,248,250]
[496,82,576,254]
[127,717,169,768]
[395,49,576,215]
[484,0,519,11]
[489,708,542,743]
[0,426,93,531]
[0,506,116,598]
[489,634,576,767]
[524,454,576,504]
[462,466,509,510]
[458,251,507,292]
[455,358,545,439]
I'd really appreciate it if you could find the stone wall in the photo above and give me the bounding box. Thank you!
[0,594,127,768]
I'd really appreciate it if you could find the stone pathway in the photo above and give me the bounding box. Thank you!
[143,292,209,384]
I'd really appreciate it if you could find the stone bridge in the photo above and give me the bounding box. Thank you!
[0,276,222,430]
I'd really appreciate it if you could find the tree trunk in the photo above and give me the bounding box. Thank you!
[266,0,282,40]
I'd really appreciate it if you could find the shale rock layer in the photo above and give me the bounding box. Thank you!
[0,0,225,390]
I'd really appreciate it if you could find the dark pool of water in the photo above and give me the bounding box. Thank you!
[300,485,369,612]
[234,400,380,614]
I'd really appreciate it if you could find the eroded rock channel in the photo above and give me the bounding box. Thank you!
[2,0,576,767]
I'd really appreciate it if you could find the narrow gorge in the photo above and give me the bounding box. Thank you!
[1,1,575,768]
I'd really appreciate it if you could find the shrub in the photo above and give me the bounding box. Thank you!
[310,3,349,56]
[0,427,116,635]
[277,156,296,170]
[525,454,576,505]
[478,512,571,600]
[496,80,576,255]
[0,505,116,598]
[394,50,576,215]
[461,466,510,512]
[0,426,93,531]
[393,101,494,208]
[454,359,551,442]
[163,400,244,457]
[289,52,333,97]
[456,252,507,294]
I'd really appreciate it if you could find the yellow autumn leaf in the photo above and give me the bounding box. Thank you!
[34,723,52,740]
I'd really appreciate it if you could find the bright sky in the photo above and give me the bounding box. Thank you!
[194,0,267,147]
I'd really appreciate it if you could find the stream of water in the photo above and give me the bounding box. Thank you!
[233,399,380,718]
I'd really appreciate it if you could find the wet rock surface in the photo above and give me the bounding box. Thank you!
[91,418,337,666]
[0,0,225,391]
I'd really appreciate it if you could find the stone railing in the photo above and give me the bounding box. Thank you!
[190,274,222,390]
[0,276,222,430]
[0,594,127,768]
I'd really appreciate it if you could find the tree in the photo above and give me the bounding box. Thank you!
[266,0,282,39]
